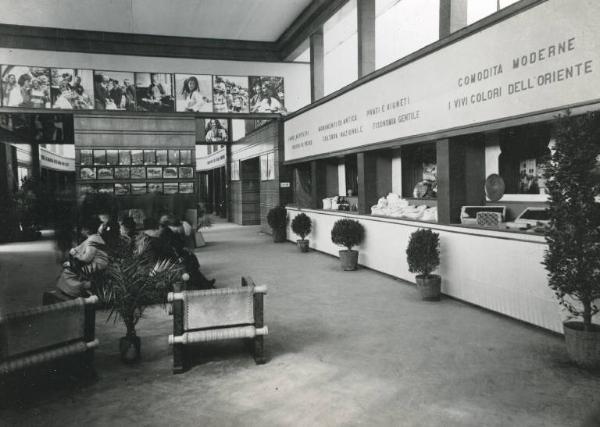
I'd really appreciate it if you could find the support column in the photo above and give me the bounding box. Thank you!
[357,0,376,77]
[436,136,485,224]
[439,0,468,39]
[30,143,41,182]
[357,152,378,215]
[225,144,232,221]
[310,29,325,102]
[0,142,18,194]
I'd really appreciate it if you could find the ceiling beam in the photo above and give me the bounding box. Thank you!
[276,0,349,60]
[0,24,281,62]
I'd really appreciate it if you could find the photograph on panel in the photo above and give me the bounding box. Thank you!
[93,70,136,111]
[50,68,94,109]
[1,65,51,108]
[249,76,286,114]
[175,74,212,112]
[213,75,249,113]
[202,118,228,143]
[135,72,175,112]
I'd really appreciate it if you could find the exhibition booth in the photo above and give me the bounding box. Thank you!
[283,0,600,333]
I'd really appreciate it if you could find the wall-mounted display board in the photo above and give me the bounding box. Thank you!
[0,112,74,143]
[0,64,285,116]
[284,0,600,162]
[76,148,195,195]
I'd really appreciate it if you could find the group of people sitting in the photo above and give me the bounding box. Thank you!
[55,213,215,300]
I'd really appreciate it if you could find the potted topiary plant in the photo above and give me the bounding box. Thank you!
[543,110,600,368]
[406,228,441,301]
[331,218,364,270]
[267,205,287,243]
[291,212,312,252]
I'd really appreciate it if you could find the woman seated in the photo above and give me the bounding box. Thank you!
[150,215,215,290]
[55,217,109,299]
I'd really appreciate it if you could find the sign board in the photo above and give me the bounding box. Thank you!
[280,182,291,188]
[196,148,226,171]
[284,0,600,162]
[40,147,75,171]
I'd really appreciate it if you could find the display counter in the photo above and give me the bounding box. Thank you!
[286,206,563,333]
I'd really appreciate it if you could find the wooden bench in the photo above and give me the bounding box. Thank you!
[0,295,99,376]
[167,276,268,374]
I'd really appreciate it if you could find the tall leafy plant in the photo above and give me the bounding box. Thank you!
[291,213,312,240]
[543,111,600,331]
[331,219,364,251]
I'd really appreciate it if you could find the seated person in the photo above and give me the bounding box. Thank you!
[120,216,138,243]
[155,214,215,290]
[55,217,109,299]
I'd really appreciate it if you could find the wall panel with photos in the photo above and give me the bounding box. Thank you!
[0,63,286,115]
[77,148,195,196]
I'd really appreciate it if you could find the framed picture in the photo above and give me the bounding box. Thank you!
[144,150,156,165]
[179,182,194,194]
[267,152,275,180]
[147,183,163,194]
[164,183,179,194]
[115,183,130,195]
[134,72,175,113]
[94,149,106,165]
[118,150,131,165]
[97,167,113,179]
[260,154,268,181]
[114,167,130,179]
[131,183,146,194]
[1,65,51,108]
[51,68,94,110]
[202,118,229,143]
[213,75,249,113]
[79,167,96,180]
[97,184,114,194]
[249,76,286,114]
[106,150,119,165]
[156,149,168,165]
[80,149,93,166]
[78,184,95,194]
[163,166,178,179]
[130,167,146,179]
[147,167,162,179]
[180,149,192,165]
[179,166,194,179]
[175,74,213,112]
[168,150,180,165]
[93,70,136,111]
[131,150,144,165]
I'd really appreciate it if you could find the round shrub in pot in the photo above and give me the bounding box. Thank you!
[291,212,312,252]
[266,206,288,243]
[331,218,364,270]
[406,228,441,301]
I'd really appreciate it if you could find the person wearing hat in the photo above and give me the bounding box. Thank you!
[213,82,228,113]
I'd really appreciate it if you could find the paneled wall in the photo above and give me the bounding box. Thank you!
[74,113,198,224]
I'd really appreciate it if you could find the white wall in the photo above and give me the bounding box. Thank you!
[0,48,311,112]
[286,207,564,333]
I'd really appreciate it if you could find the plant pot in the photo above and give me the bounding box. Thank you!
[297,239,309,252]
[339,250,358,271]
[272,228,286,243]
[563,321,600,368]
[416,274,442,301]
[119,335,141,364]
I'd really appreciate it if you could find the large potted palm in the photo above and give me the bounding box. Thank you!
[291,212,312,252]
[406,228,441,301]
[543,110,600,368]
[96,240,185,363]
[267,206,287,243]
[331,218,364,270]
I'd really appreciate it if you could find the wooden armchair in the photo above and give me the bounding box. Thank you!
[167,276,268,374]
[0,296,99,375]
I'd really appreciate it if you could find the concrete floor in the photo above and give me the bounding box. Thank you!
[0,222,599,426]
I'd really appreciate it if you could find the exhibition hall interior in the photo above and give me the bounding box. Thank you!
[0,0,599,425]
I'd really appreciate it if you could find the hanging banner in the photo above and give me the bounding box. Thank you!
[284,0,600,162]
